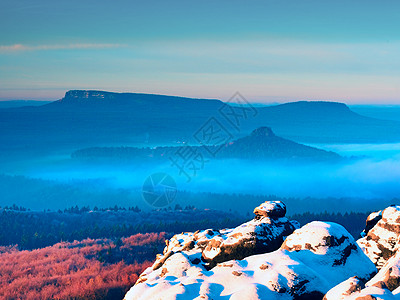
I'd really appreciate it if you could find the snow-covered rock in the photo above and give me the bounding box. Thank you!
[253,200,286,218]
[358,206,400,269]
[124,202,376,300]
[324,205,400,300]
[324,277,396,300]
[367,249,400,292]
[360,210,383,238]
[136,200,297,285]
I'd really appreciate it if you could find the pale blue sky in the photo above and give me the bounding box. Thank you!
[0,0,399,103]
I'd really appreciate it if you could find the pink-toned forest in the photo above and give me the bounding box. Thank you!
[0,233,167,300]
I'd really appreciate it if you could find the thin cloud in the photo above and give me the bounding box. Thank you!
[0,43,124,52]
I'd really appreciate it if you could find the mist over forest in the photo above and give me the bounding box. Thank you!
[1,94,400,215]
[1,93,400,300]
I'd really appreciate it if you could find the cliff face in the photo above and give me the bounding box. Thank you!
[125,201,400,300]
[63,90,116,101]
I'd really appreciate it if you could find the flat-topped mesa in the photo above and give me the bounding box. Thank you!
[63,90,115,101]
[278,101,352,114]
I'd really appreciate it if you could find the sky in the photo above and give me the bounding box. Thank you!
[0,0,399,103]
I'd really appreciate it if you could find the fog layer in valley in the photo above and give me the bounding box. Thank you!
[0,143,399,213]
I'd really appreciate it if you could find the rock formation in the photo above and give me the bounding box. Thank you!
[124,201,379,300]
[324,205,400,299]
[358,206,400,269]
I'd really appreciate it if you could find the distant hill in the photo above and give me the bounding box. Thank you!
[350,105,400,122]
[216,127,340,160]
[0,90,223,154]
[1,90,400,155]
[72,127,340,161]
[246,101,400,143]
[0,100,52,109]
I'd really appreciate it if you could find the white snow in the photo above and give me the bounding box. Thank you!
[124,221,376,300]
[283,221,352,255]
[124,202,400,300]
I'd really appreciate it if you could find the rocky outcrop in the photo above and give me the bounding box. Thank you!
[361,210,383,237]
[358,206,400,269]
[323,205,400,300]
[357,206,400,295]
[324,277,396,300]
[141,200,297,276]
[125,203,400,300]
[282,221,363,267]
[367,250,400,292]
[124,201,376,300]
